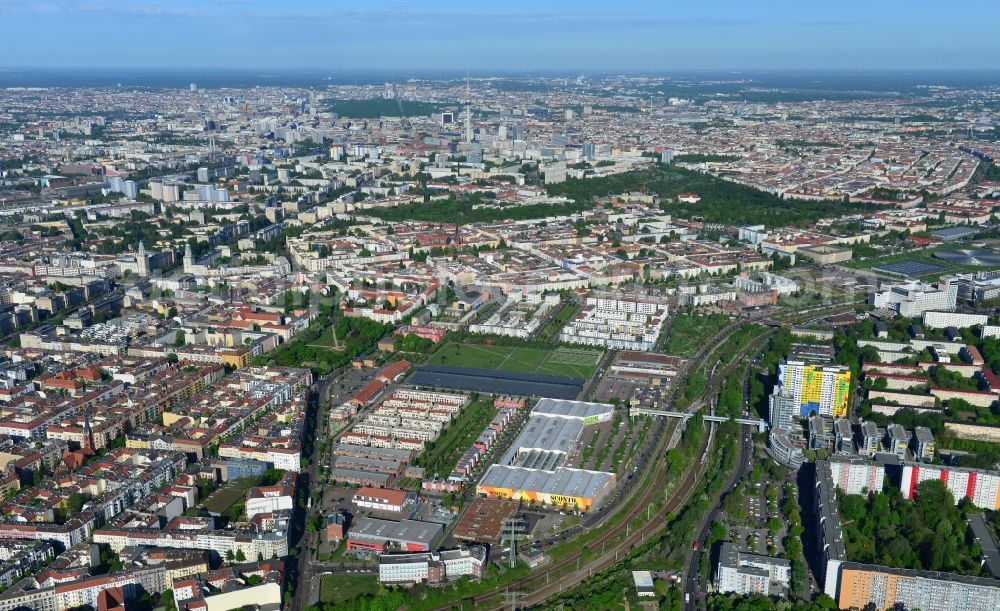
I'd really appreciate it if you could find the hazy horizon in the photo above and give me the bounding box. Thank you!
[2,0,999,72]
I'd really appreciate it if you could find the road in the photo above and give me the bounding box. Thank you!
[431,324,774,610]
[294,298,854,609]
[513,329,775,610]
[682,338,769,610]
[293,355,373,610]
[682,417,754,609]
[578,348,616,401]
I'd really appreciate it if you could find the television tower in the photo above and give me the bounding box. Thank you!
[464,74,473,143]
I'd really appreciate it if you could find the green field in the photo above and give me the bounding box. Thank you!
[309,325,345,351]
[427,342,603,380]
[319,574,378,604]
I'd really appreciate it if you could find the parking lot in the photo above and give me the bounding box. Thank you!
[720,454,791,558]
[327,366,381,410]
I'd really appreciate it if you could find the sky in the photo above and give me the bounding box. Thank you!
[2,0,999,71]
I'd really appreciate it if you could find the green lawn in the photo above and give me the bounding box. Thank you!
[309,325,344,351]
[661,313,731,357]
[427,342,603,380]
[319,574,378,604]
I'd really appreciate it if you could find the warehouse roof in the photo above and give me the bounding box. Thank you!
[533,398,614,421]
[329,468,392,487]
[478,465,615,501]
[332,443,414,462]
[333,455,403,472]
[349,517,443,547]
[499,416,582,466]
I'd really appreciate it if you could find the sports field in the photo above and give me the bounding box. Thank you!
[427,342,603,380]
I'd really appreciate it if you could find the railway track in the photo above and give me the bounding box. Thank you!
[430,326,775,610]
[514,330,774,608]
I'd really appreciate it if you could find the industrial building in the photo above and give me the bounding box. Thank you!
[346,517,443,553]
[476,465,616,511]
[353,488,411,513]
[475,399,616,511]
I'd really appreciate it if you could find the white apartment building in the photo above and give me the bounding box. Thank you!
[825,457,885,495]
[871,281,957,318]
[922,310,988,329]
[559,296,667,351]
[716,542,790,596]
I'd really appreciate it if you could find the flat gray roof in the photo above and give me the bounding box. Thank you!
[533,398,614,420]
[930,225,979,240]
[332,443,413,461]
[500,414,583,465]
[329,468,392,486]
[333,455,403,472]
[969,514,1000,578]
[350,517,443,547]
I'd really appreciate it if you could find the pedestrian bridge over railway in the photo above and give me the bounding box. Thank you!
[629,407,769,433]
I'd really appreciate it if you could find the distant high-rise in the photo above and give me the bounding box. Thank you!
[161,182,181,203]
[137,241,150,277]
[122,180,138,199]
[183,243,194,273]
[190,83,197,92]
[149,180,164,200]
[106,176,138,199]
[464,77,473,143]
[512,123,524,141]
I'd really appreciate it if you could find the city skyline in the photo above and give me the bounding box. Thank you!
[2,0,999,70]
[2,4,1000,610]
